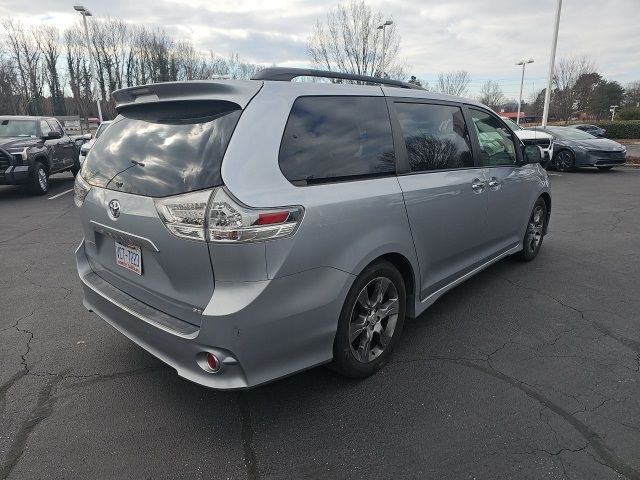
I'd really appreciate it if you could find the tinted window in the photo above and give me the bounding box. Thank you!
[82,102,241,197]
[279,96,395,184]
[395,102,473,172]
[469,109,517,166]
[47,119,63,135]
[40,121,52,136]
[547,127,595,140]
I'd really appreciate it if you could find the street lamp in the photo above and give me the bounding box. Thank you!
[610,105,619,121]
[542,0,562,127]
[73,5,103,123]
[516,58,534,125]
[377,20,393,79]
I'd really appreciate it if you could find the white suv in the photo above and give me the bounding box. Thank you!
[501,117,553,162]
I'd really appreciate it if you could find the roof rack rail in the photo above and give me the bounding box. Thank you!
[251,67,423,90]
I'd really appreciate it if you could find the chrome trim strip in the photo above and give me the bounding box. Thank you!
[81,272,199,339]
[90,220,160,252]
[420,245,521,305]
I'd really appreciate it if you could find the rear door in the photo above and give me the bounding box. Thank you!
[389,99,491,301]
[79,99,246,326]
[40,120,61,172]
[47,119,75,168]
[467,107,539,252]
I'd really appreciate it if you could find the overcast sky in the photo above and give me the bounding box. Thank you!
[1,0,638,101]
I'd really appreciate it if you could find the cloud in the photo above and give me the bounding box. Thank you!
[0,0,637,99]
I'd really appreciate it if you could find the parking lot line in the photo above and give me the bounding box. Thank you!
[48,188,74,200]
[547,173,562,176]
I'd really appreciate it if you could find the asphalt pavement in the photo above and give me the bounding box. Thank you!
[1,168,639,480]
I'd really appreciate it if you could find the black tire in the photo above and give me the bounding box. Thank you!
[330,260,406,378]
[71,164,80,177]
[29,161,49,195]
[516,197,547,262]
[597,166,613,171]
[554,150,575,172]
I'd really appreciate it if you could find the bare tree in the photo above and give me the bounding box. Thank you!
[1,16,266,119]
[434,71,471,96]
[552,56,595,123]
[35,25,66,115]
[0,45,20,114]
[479,80,504,110]
[2,18,45,114]
[307,0,405,80]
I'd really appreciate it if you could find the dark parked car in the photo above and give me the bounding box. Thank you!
[572,124,606,138]
[528,126,626,172]
[0,116,80,194]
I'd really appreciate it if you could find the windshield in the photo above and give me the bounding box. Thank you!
[0,119,38,137]
[501,118,522,130]
[547,127,596,140]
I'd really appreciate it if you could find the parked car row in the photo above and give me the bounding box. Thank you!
[499,117,625,172]
[0,117,109,194]
[529,126,626,172]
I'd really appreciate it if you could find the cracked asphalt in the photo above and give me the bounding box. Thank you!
[1,168,639,480]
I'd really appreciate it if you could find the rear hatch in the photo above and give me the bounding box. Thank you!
[78,80,262,327]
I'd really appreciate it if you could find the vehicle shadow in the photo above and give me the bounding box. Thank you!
[0,174,75,200]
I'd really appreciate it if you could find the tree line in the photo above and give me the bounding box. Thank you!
[2,0,639,124]
[0,17,265,120]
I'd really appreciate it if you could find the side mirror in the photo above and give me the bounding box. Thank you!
[523,145,542,164]
[45,131,62,140]
[82,133,92,141]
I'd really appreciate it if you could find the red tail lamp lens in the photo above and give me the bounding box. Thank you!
[257,211,289,225]
[206,353,220,372]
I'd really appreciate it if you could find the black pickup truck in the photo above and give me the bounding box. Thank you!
[0,116,83,194]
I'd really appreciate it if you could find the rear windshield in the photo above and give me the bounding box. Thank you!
[82,101,241,197]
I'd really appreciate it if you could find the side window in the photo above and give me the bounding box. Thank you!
[47,119,64,135]
[395,102,473,172]
[40,121,52,137]
[279,96,395,184]
[469,109,518,166]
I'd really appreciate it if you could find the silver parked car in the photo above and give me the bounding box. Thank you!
[74,68,551,389]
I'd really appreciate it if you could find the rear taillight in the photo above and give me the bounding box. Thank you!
[73,172,92,207]
[154,189,211,241]
[207,188,303,243]
[154,187,303,243]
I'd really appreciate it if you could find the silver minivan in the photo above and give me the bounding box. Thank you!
[75,68,550,389]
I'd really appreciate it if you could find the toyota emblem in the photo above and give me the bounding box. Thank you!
[108,199,121,220]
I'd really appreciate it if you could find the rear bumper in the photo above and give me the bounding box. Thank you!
[76,240,354,389]
[0,166,30,184]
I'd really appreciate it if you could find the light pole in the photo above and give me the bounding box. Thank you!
[516,58,534,125]
[377,20,393,79]
[541,0,562,127]
[610,105,619,121]
[74,5,102,124]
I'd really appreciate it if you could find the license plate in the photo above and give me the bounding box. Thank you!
[115,242,142,275]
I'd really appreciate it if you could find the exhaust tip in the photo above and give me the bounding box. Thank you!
[206,353,221,373]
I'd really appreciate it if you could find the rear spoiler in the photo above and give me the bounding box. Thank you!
[112,80,263,113]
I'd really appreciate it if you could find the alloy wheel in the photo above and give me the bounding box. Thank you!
[526,205,545,252]
[38,168,47,190]
[555,151,573,172]
[349,277,399,363]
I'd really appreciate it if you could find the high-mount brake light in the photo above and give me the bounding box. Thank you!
[154,187,303,243]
